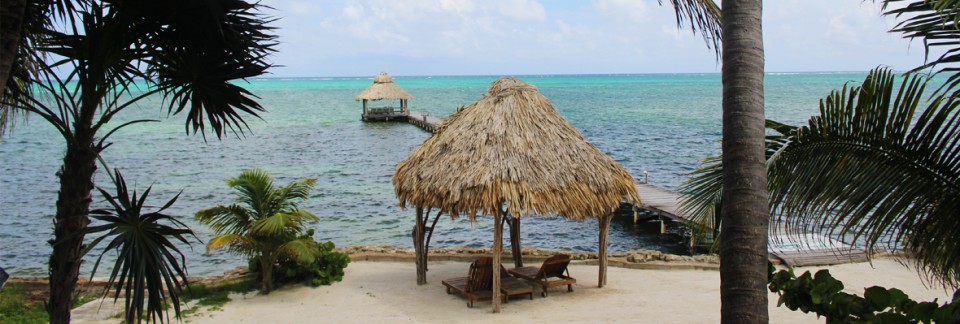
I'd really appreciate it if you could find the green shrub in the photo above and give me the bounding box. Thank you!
[249,230,350,287]
[768,264,960,323]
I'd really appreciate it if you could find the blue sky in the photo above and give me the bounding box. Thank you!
[265,0,931,77]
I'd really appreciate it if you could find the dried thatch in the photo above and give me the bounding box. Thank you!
[393,77,640,221]
[355,72,414,101]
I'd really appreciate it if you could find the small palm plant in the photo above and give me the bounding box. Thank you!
[196,168,320,294]
[84,169,197,323]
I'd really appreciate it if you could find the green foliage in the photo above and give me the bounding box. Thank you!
[883,0,960,97]
[769,266,960,323]
[84,169,197,323]
[196,168,320,293]
[250,230,350,287]
[182,277,257,310]
[0,283,47,324]
[680,68,960,288]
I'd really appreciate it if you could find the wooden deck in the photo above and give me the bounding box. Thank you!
[407,111,443,133]
[632,180,868,267]
[362,110,442,133]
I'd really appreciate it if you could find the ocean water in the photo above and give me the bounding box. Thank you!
[0,72,877,276]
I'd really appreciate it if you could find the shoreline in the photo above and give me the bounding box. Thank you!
[11,244,907,282]
[67,255,950,323]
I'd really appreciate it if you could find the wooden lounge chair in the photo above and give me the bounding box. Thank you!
[508,254,576,297]
[442,257,532,307]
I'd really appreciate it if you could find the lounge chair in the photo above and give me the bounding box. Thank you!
[442,257,532,307]
[508,254,576,297]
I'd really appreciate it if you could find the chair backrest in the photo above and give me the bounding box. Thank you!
[467,257,494,292]
[538,254,572,279]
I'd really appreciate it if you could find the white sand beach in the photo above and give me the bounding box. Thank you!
[73,257,954,323]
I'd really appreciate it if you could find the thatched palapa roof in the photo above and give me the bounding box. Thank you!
[355,72,414,101]
[393,77,640,221]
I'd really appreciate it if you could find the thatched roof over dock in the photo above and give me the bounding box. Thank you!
[356,72,414,101]
[393,77,640,221]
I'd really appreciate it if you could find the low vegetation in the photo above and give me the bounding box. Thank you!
[0,282,99,324]
[181,277,259,315]
[197,168,348,294]
[250,230,351,287]
[769,265,960,323]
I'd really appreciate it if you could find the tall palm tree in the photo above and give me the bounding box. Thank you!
[680,0,960,291]
[717,1,769,322]
[2,1,277,322]
[661,1,770,322]
[196,168,321,294]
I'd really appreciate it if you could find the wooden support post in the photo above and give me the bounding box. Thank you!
[507,214,523,268]
[598,213,612,288]
[659,213,667,234]
[414,207,427,285]
[492,208,504,313]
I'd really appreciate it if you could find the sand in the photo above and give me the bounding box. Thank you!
[72,257,954,323]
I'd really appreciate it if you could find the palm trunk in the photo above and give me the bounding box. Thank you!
[47,128,98,324]
[48,71,106,323]
[261,250,274,294]
[719,0,769,323]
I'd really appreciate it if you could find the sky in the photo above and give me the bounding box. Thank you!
[264,0,933,77]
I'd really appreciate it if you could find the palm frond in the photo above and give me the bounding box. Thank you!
[251,211,316,237]
[883,0,960,96]
[85,169,198,323]
[195,204,253,235]
[659,0,722,57]
[769,67,960,288]
[140,0,278,139]
[277,239,320,265]
[226,168,275,218]
[206,233,255,255]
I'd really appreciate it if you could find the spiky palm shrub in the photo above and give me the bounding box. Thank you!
[85,169,197,323]
[196,168,320,294]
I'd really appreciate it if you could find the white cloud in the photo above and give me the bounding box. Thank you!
[496,0,547,22]
[263,0,931,76]
[592,0,651,24]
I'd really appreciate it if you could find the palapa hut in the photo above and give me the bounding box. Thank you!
[356,72,414,121]
[393,77,641,313]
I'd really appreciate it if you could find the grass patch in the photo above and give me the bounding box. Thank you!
[0,283,48,324]
[0,280,104,324]
[182,277,257,312]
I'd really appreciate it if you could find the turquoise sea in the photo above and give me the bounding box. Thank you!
[0,72,876,276]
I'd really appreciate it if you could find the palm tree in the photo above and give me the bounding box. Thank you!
[2,1,277,322]
[661,1,770,322]
[768,68,960,288]
[717,1,769,322]
[196,168,321,294]
[680,0,960,290]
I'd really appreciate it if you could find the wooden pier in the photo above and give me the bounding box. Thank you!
[406,111,443,133]
[631,180,868,267]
